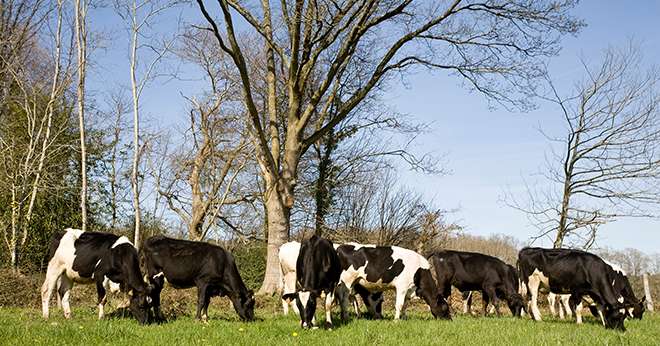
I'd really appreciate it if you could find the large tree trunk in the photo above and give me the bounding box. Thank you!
[259,185,290,294]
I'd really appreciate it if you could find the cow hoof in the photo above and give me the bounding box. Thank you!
[312,326,319,330]
[324,322,333,330]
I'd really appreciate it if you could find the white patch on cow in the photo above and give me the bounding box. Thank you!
[343,242,376,250]
[299,291,311,310]
[103,276,121,294]
[617,295,624,303]
[111,236,132,248]
[603,259,625,275]
[627,307,634,317]
[153,272,164,279]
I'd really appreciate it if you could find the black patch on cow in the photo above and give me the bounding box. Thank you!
[71,232,120,279]
[336,245,405,284]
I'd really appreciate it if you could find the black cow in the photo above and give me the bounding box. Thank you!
[142,236,255,322]
[577,260,646,322]
[41,228,152,324]
[335,243,450,320]
[283,235,342,329]
[518,247,630,330]
[429,251,524,317]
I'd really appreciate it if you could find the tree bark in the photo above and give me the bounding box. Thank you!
[75,0,88,231]
[260,185,290,294]
[643,273,655,312]
[130,0,141,248]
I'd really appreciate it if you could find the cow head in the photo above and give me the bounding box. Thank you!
[287,290,319,328]
[231,289,255,322]
[604,304,627,331]
[129,288,153,325]
[507,293,525,317]
[414,268,451,320]
[629,296,646,319]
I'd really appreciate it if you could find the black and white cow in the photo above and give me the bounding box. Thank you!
[278,240,384,319]
[565,260,646,323]
[429,251,524,317]
[142,236,255,322]
[518,247,630,330]
[41,228,152,324]
[282,235,342,329]
[335,243,450,320]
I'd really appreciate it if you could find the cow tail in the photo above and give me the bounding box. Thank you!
[44,230,66,267]
[516,259,527,297]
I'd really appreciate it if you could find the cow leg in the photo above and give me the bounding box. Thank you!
[282,298,289,315]
[394,289,407,320]
[336,283,351,321]
[196,284,209,321]
[96,279,108,320]
[526,276,542,321]
[41,261,65,319]
[548,293,557,317]
[462,291,472,314]
[324,290,334,329]
[149,272,165,321]
[202,293,211,321]
[569,294,582,324]
[482,291,490,316]
[59,275,73,319]
[561,295,572,318]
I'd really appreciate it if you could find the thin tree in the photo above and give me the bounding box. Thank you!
[194,0,583,293]
[510,45,660,248]
[74,0,89,231]
[114,0,177,247]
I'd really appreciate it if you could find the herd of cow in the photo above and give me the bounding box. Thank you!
[40,229,646,332]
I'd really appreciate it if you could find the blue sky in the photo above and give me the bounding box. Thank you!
[392,1,660,252]
[87,1,660,252]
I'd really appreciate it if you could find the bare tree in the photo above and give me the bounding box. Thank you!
[328,169,460,255]
[599,247,651,277]
[156,29,253,241]
[0,0,74,270]
[510,45,660,248]
[114,0,178,247]
[194,0,583,293]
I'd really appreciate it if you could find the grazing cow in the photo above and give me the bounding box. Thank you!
[282,235,342,329]
[335,243,450,320]
[142,236,255,322]
[568,261,646,323]
[278,241,384,319]
[518,247,630,330]
[41,228,152,324]
[429,251,524,317]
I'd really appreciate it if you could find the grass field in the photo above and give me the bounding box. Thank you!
[1,302,659,346]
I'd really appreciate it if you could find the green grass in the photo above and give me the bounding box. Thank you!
[0,305,659,345]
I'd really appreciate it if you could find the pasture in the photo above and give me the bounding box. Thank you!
[1,300,658,345]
